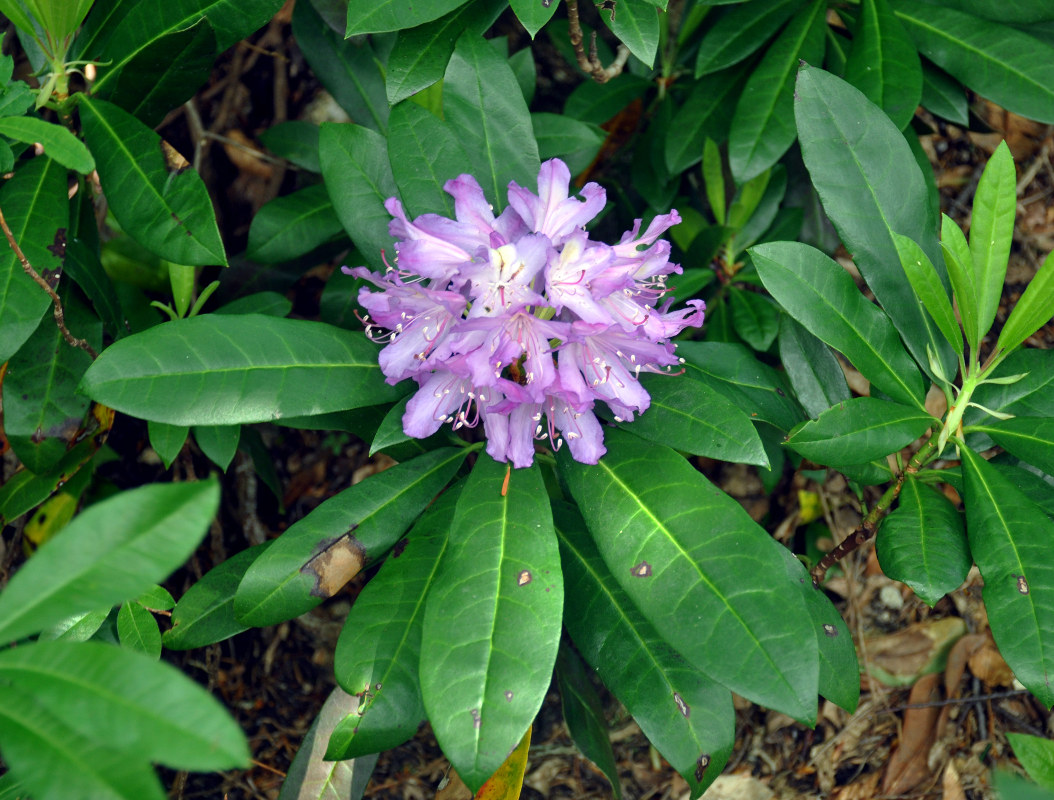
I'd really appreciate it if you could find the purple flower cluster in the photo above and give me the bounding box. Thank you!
[348,159,704,468]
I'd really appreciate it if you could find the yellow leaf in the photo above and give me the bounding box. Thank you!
[475,725,532,800]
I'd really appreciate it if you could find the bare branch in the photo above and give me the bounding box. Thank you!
[565,0,630,83]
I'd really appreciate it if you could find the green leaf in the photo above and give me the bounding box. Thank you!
[387,101,470,218]
[702,138,726,224]
[327,485,458,760]
[215,291,292,317]
[892,232,963,357]
[384,0,505,106]
[921,60,968,126]
[750,241,926,409]
[4,288,99,473]
[998,249,1054,354]
[531,112,606,176]
[554,502,732,796]
[510,0,557,38]
[785,397,933,464]
[1007,733,1054,791]
[555,640,622,798]
[970,141,1016,344]
[0,691,167,800]
[876,475,971,606]
[794,63,957,384]
[38,608,109,642]
[107,17,217,127]
[602,0,660,66]
[0,480,219,644]
[0,438,96,527]
[960,446,1054,707]
[319,122,397,272]
[419,457,563,793]
[677,340,805,432]
[164,543,269,650]
[345,0,465,35]
[148,420,188,468]
[24,0,93,40]
[777,315,851,419]
[727,0,826,184]
[194,424,240,471]
[117,601,162,657]
[941,212,980,353]
[0,639,248,768]
[975,417,1054,477]
[558,429,819,723]
[294,0,388,133]
[78,96,227,267]
[260,121,320,172]
[278,688,379,800]
[0,117,93,173]
[137,585,175,611]
[627,373,768,466]
[695,0,805,77]
[564,74,652,125]
[443,31,540,209]
[844,0,922,130]
[235,448,467,627]
[0,155,66,363]
[81,315,400,426]
[892,1,1054,124]
[729,287,779,350]
[65,237,125,340]
[245,184,345,264]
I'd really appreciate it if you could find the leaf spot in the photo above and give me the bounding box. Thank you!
[392,538,408,558]
[630,560,652,578]
[1014,574,1030,595]
[673,691,690,718]
[504,691,514,702]
[471,708,481,729]
[695,753,711,782]
[517,569,532,586]
[300,526,364,598]
[823,623,838,637]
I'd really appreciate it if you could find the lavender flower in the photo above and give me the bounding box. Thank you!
[349,159,704,468]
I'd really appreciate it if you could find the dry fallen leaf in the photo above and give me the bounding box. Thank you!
[882,672,942,795]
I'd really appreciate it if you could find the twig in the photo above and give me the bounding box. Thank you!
[0,202,98,359]
[565,0,631,83]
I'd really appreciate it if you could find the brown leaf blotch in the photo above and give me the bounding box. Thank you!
[673,691,690,718]
[517,570,532,586]
[630,560,652,577]
[300,527,365,598]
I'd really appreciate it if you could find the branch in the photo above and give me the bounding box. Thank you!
[565,0,630,83]
[0,202,98,359]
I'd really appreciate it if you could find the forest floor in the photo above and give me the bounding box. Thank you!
[10,2,1054,798]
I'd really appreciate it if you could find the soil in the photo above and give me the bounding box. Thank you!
[3,2,1054,798]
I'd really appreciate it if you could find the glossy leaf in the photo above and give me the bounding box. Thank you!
[235,448,467,627]
[473,725,532,800]
[960,447,1054,707]
[147,421,188,469]
[277,688,379,800]
[81,314,400,426]
[564,74,651,124]
[419,457,563,793]
[4,289,99,474]
[844,0,922,130]
[65,238,125,340]
[559,429,819,723]
[1006,733,1054,791]
[38,608,110,643]
[677,340,803,432]
[785,397,933,464]
[998,249,1054,354]
[327,486,458,760]
[0,117,93,172]
[345,0,465,35]
[695,0,804,77]
[795,64,957,383]
[259,121,320,172]
[628,373,768,465]
[893,1,1054,123]
[941,212,980,353]
[79,96,227,267]
[117,601,162,658]
[975,417,1054,477]
[245,184,345,264]
[602,0,660,66]
[510,0,557,37]
[729,286,779,350]
[531,113,606,176]
[877,475,970,606]
[294,0,388,133]
[968,350,1054,436]
[777,315,851,419]
[751,241,926,410]
[555,642,621,798]
[443,31,540,209]
[387,101,471,218]
[215,291,292,317]
[107,17,217,127]
[728,0,826,184]
[970,141,1016,344]
[554,502,732,796]
[319,122,397,272]
[194,424,240,471]
[0,692,167,800]
[0,480,218,645]
[384,0,506,106]
[0,155,66,363]
[921,61,968,126]
[892,232,963,357]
